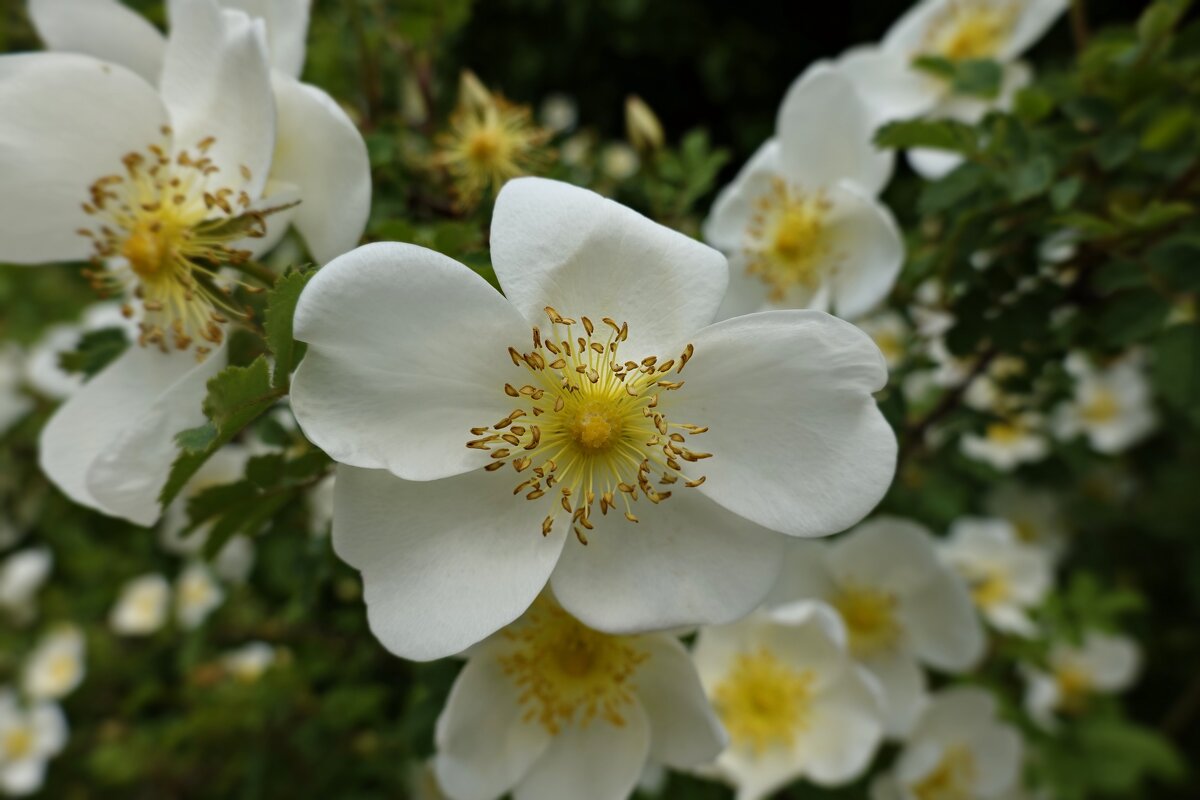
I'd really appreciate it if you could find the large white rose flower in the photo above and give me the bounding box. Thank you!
[433,597,724,800]
[940,517,1052,637]
[693,605,885,799]
[21,626,86,701]
[703,65,902,321]
[764,517,984,736]
[1023,630,1141,730]
[289,177,897,661]
[0,690,68,797]
[871,687,1023,800]
[1054,351,1157,454]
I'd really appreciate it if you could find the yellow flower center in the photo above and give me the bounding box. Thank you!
[48,653,78,688]
[78,131,278,358]
[1080,387,1120,425]
[1054,663,1094,713]
[925,1,1016,61]
[746,179,838,302]
[714,647,815,755]
[2,727,34,760]
[470,308,709,545]
[832,585,902,656]
[499,600,648,735]
[874,331,904,365]
[1013,518,1039,544]
[969,567,1010,609]
[984,419,1027,445]
[436,98,550,206]
[912,745,978,800]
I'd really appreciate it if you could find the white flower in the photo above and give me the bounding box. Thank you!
[0,690,68,797]
[764,518,984,736]
[839,0,1068,178]
[963,355,1027,413]
[221,641,277,683]
[28,0,369,267]
[960,412,1048,472]
[599,143,640,181]
[940,518,1051,637]
[984,483,1068,563]
[1023,630,1140,729]
[871,687,1023,800]
[0,346,32,435]
[856,311,911,370]
[1054,352,1157,454]
[433,597,724,800]
[704,65,902,321]
[23,303,136,400]
[694,605,885,799]
[289,177,897,661]
[539,93,579,134]
[109,573,171,636]
[21,626,86,701]
[213,535,256,584]
[175,562,224,630]
[0,549,53,624]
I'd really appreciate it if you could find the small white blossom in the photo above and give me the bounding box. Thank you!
[1054,352,1156,454]
[175,562,224,630]
[539,93,578,134]
[221,642,278,683]
[984,484,1069,563]
[21,626,86,701]
[941,518,1052,637]
[109,574,171,636]
[1023,630,1140,729]
[960,411,1049,472]
[0,689,68,797]
[0,346,32,436]
[0,549,53,624]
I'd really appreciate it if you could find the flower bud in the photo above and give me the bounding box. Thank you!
[625,95,664,151]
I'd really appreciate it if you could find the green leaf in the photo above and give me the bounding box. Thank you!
[1146,236,1200,291]
[1093,259,1147,293]
[1006,153,1055,202]
[160,357,282,508]
[1097,289,1171,346]
[1141,105,1194,151]
[875,119,979,153]
[57,327,129,378]
[1050,176,1083,212]
[1014,85,1055,122]
[920,163,988,214]
[1153,324,1200,413]
[263,270,314,390]
[952,59,1003,97]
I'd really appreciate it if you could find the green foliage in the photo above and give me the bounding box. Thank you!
[57,328,128,378]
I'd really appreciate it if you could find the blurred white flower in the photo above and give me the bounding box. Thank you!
[705,65,901,321]
[0,689,68,797]
[599,142,640,181]
[963,356,1027,413]
[21,626,86,701]
[871,687,1023,800]
[221,641,277,683]
[559,132,594,167]
[0,346,32,436]
[539,93,578,134]
[24,303,135,400]
[0,549,53,624]
[214,535,256,585]
[289,177,896,661]
[856,311,911,370]
[1054,352,1157,454]
[694,605,885,799]
[941,518,1052,637]
[109,574,171,636]
[765,518,984,736]
[175,562,224,630]
[433,598,724,800]
[1023,630,1140,729]
[960,411,1049,472]
[984,483,1069,563]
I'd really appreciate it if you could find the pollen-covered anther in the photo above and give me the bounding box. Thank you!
[75,136,286,360]
[470,308,709,542]
[745,177,842,301]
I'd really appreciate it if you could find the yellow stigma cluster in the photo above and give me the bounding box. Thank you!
[469,308,709,545]
[498,599,648,735]
[78,131,271,359]
[832,585,902,657]
[2,726,34,760]
[746,178,839,302]
[968,566,1011,610]
[911,745,978,800]
[1054,663,1094,714]
[713,647,815,755]
[435,91,551,208]
[1080,387,1120,425]
[924,0,1016,62]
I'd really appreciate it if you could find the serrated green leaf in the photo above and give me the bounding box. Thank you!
[263,270,314,390]
[875,119,979,153]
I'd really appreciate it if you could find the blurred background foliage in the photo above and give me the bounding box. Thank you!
[1,0,1199,798]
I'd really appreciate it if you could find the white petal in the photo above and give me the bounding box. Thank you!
[836,45,937,127]
[219,0,311,77]
[0,53,167,264]
[291,242,529,481]
[30,703,68,755]
[703,141,781,251]
[861,648,928,737]
[490,177,729,357]
[632,635,726,769]
[912,686,996,743]
[900,568,984,673]
[827,517,941,597]
[713,254,769,321]
[39,344,223,526]
[0,759,47,796]
[804,667,886,784]
[678,310,896,537]
[776,64,892,197]
[1081,632,1141,691]
[1003,0,1069,59]
[907,148,966,181]
[761,540,836,609]
[826,182,904,320]
[882,0,945,54]
[513,702,650,800]
[968,724,1022,795]
[549,491,785,634]
[434,655,553,800]
[269,73,370,265]
[332,465,567,661]
[28,0,166,85]
[161,0,274,197]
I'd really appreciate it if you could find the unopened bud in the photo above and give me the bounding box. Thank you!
[459,69,493,112]
[625,95,664,151]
